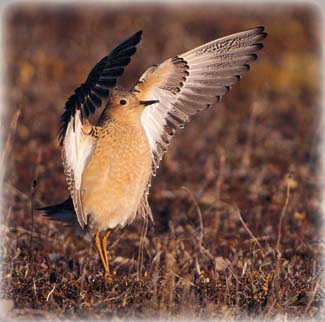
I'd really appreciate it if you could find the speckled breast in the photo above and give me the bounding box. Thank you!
[81,120,152,231]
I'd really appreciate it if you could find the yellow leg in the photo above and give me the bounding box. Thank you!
[102,230,111,275]
[95,231,112,281]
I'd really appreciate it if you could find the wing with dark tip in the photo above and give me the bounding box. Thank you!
[134,27,266,176]
[60,30,142,228]
[59,30,142,145]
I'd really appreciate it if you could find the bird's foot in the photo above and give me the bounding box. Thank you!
[104,271,114,284]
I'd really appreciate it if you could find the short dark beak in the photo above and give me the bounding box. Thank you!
[139,100,159,106]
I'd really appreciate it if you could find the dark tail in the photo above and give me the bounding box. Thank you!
[36,197,80,227]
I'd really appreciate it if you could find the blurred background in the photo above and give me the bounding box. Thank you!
[1,2,323,320]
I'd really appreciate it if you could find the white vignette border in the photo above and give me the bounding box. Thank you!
[0,0,324,321]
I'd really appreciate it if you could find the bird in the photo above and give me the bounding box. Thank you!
[39,27,267,281]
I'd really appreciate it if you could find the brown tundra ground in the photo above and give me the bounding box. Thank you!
[0,3,324,321]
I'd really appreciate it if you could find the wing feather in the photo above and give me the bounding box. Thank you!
[60,31,142,228]
[134,27,267,178]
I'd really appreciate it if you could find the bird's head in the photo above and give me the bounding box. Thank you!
[108,87,159,113]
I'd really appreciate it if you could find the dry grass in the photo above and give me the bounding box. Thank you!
[0,3,324,321]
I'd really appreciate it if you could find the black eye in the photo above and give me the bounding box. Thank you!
[120,99,127,105]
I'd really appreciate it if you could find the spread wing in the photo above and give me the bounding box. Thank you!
[134,27,266,176]
[60,30,142,228]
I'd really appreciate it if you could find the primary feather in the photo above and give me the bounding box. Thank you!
[60,30,143,228]
[134,27,266,176]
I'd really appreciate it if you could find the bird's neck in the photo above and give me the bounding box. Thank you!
[107,107,144,127]
[98,106,144,130]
